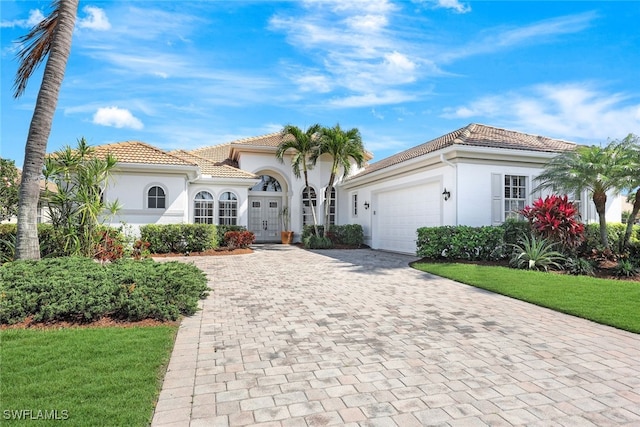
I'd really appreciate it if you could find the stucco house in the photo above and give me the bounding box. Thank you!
[95,123,621,254]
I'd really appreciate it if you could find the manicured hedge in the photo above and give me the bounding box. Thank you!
[0,256,209,324]
[140,224,218,254]
[301,224,364,247]
[416,225,505,260]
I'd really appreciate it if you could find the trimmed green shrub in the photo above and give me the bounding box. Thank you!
[301,224,364,247]
[416,225,505,260]
[501,219,531,246]
[0,257,209,324]
[303,235,333,249]
[140,224,218,254]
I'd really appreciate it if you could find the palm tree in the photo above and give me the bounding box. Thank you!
[276,124,323,237]
[13,0,79,260]
[534,141,629,250]
[612,134,640,251]
[316,124,366,238]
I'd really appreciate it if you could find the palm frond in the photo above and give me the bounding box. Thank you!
[13,0,61,98]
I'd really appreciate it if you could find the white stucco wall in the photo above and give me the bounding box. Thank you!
[103,170,189,233]
[340,163,455,248]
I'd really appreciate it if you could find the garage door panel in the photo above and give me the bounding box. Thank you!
[374,183,441,254]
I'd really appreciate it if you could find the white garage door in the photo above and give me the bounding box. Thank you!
[373,182,441,254]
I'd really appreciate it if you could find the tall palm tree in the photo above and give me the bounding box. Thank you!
[534,141,629,250]
[13,0,79,260]
[316,124,366,238]
[276,124,322,237]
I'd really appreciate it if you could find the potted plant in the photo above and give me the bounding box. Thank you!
[279,206,294,244]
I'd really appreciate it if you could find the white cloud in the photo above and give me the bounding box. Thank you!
[294,74,333,93]
[77,6,111,31]
[329,90,417,108]
[433,0,471,14]
[93,107,143,130]
[440,12,597,63]
[346,14,388,32]
[1,9,44,28]
[269,2,423,104]
[441,83,640,142]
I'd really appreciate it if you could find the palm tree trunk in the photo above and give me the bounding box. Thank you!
[593,191,609,250]
[15,0,79,260]
[323,171,336,238]
[621,188,640,252]
[303,169,320,237]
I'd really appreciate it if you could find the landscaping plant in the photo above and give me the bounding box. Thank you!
[0,256,209,324]
[520,195,584,251]
[509,234,565,271]
[41,138,121,257]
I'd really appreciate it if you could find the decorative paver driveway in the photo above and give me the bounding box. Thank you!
[151,245,640,426]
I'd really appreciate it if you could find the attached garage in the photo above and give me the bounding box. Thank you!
[372,181,442,254]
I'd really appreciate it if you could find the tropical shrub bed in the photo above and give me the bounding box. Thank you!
[0,256,209,325]
[140,223,219,254]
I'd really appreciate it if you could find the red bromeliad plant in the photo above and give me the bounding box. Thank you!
[520,195,585,249]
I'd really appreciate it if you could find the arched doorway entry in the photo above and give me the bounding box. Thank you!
[248,173,286,242]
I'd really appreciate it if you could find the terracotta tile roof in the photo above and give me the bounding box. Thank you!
[229,132,290,148]
[92,141,196,166]
[170,150,258,179]
[190,143,233,163]
[228,131,375,160]
[352,123,576,179]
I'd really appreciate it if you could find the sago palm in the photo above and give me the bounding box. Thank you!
[14,0,79,260]
[276,124,323,237]
[315,124,366,238]
[534,141,629,250]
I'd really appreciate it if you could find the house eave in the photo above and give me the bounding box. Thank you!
[115,162,200,179]
[342,145,560,189]
[190,176,261,186]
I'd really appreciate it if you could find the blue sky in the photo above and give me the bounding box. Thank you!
[2,1,640,168]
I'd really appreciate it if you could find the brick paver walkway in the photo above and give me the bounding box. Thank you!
[151,245,640,426]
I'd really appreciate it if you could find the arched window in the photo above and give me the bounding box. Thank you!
[250,175,282,192]
[194,191,214,224]
[302,187,317,226]
[219,192,238,225]
[148,186,166,209]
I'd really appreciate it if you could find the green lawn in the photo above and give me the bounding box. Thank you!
[412,262,640,333]
[0,326,177,426]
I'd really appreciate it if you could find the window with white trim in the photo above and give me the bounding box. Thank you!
[504,175,527,220]
[218,192,238,225]
[194,191,214,224]
[148,186,166,209]
[302,186,317,226]
[328,187,336,226]
[352,193,358,217]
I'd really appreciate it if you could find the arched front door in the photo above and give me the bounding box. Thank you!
[248,175,283,242]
